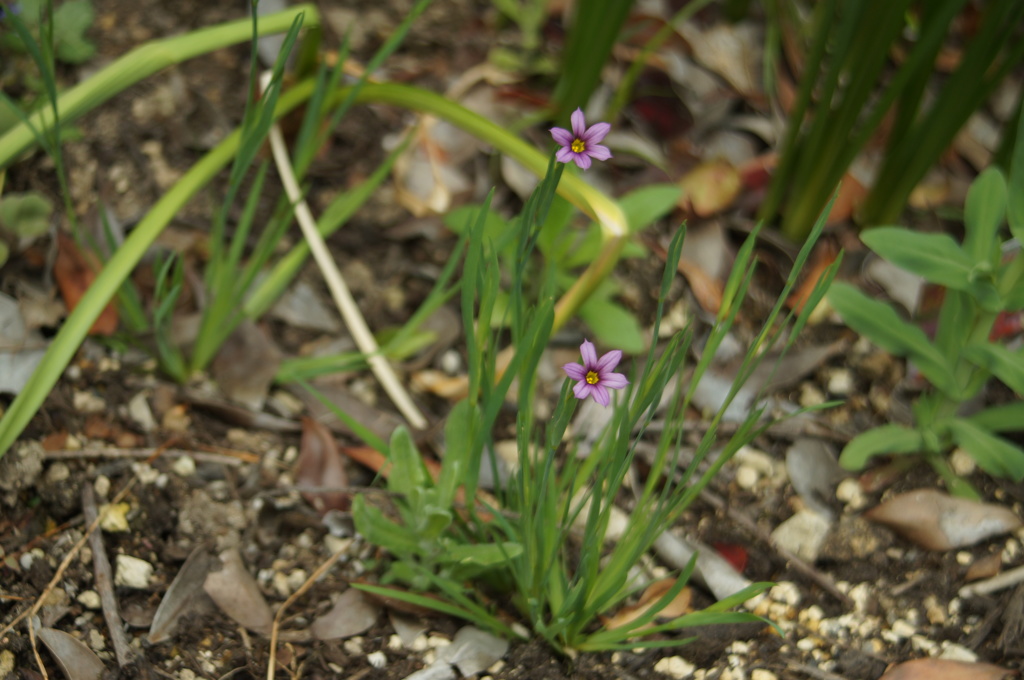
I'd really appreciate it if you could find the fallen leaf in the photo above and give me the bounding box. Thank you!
[677,158,742,216]
[865,489,1023,551]
[203,548,273,635]
[311,588,382,640]
[411,369,470,400]
[437,626,509,677]
[966,552,1004,582]
[879,658,1017,680]
[210,320,281,412]
[825,171,868,224]
[37,627,105,680]
[296,417,350,515]
[786,240,839,315]
[149,546,218,643]
[785,438,843,520]
[53,232,118,336]
[603,578,693,631]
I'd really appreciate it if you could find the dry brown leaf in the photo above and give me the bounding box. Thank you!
[203,548,273,636]
[826,171,868,224]
[602,578,693,631]
[965,552,1004,582]
[210,320,281,412]
[677,158,742,216]
[879,658,1018,680]
[411,368,470,400]
[865,489,1023,551]
[786,240,839,315]
[676,258,723,315]
[311,588,382,640]
[37,627,106,680]
[296,417,350,515]
[54,232,118,336]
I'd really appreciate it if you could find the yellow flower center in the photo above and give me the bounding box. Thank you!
[585,371,599,385]
[571,138,586,153]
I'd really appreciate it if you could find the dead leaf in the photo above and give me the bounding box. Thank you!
[865,489,1023,551]
[677,158,741,216]
[878,658,1017,680]
[149,545,218,643]
[53,232,118,336]
[203,548,273,635]
[437,626,509,677]
[37,627,106,680]
[296,417,350,515]
[210,320,281,411]
[966,552,1004,582]
[311,588,382,640]
[786,240,839,315]
[391,116,474,217]
[785,438,843,520]
[411,369,470,400]
[825,171,868,224]
[602,578,693,631]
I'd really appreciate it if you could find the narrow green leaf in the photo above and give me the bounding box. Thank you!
[962,342,1024,395]
[619,184,682,232]
[1007,88,1024,242]
[963,167,1007,266]
[828,282,959,397]
[387,426,429,497]
[838,424,924,470]
[861,227,974,290]
[968,402,1024,433]
[944,418,1024,481]
[442,542,523,566]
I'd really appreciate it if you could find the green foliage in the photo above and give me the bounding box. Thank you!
[829,138,1024,491]
[0,190,53,266]
[444,183,679,352]
[763,0,1024,239]
[0,0,97,64]
[359,159,836,651]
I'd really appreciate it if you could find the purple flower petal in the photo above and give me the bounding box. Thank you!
[573,381,593,400]
[550,127,574,146]
[574,154,592,170]
[581,122,611,144]
[555,147,576,164]
[580,340,598,368]
[599,372,629,389]
[592,385,610,406]
[587,144,612,161]
[595,350,622,373]
[563,363,587,380]
[570,108,587,138]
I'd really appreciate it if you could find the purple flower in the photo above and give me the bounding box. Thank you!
[549,108,612,170]
[562,340,629,406]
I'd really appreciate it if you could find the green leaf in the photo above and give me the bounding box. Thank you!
[579,297,645,354]
[0,192,54,238]
[860,227,975,290]
[1008,98,1024,242]
[619,184,682,232]
[963,167,1007,267]
[53,0,97,64]
[441,542,523,566]
[944,418,1024,481]
[0,241,8,268]
[968,402,1024,433]
[444,205,507,242]
[351,495,421,555]
[962,342,1024,394]
[386,426,429,497]
[839,424,925,470]
[828,282,959,398]
[436,400,474,510]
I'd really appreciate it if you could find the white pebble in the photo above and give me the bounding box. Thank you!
[835,478,866,509]
[770,582,802,607]
[911,635,937,653]
[114,554,153,589]
[826,368,854,396]
[77,590,102,610]
[366,651,387,669]
[949,448,976,476]
[751,670,778,680]
[889,619,916,639]
[735,465,760,489]
[653,656,695,679]
[171,455,196,477]
[939,642,978,663]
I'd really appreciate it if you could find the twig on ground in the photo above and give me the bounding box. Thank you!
[699,488,854,607]
[0,477,138,677]
[787,661,851,680]
[960,563,1024,599]
[43,447,258,465]
[81,484,135,668]
[260,71,428,431]
[266,546,348,680]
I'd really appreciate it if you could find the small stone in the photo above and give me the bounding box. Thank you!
[911,635,936,653]
[826,368,854,396]
[771,509,831,562]
[939,642,978,662]
[653,656,695,679]
[735,465,760,489]
[956,551,973,566]
[366,651,386,669]
[770,582,802,607]
[889,619,916,639]
[835,478,866,509]
[0,650,15,679]
[171,455,196,477]
[77,590,102,610]
[99,503,131,533]
[799,383,826,407]
[73,389,106,413]
[343,637,364,655]
[127,392,156,431]
[949,448,976,476]
[114,554,153,589]
[751,670,778,680]
[93,475,111,498]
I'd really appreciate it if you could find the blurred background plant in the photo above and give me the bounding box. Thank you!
[828,108,1024,497]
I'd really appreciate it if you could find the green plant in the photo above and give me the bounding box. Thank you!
[761,0,1024,240]
[0,190,52,266]
[829,110,1024,496]
[354,151,838,651]
[0,0,95,64]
